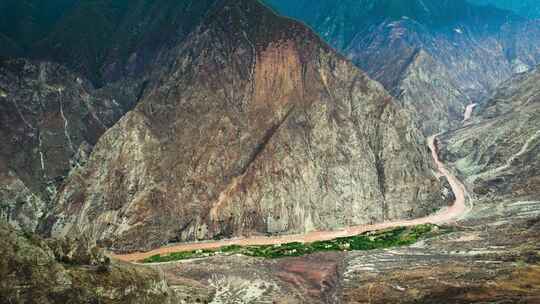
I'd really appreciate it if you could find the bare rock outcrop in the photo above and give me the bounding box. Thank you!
[266,0,540,133]
[47,0,445,252]
[0,220,181,304]
[441,67,540,197]
[0,59,136,232]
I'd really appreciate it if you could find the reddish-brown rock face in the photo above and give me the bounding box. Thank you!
[46,0,445,252]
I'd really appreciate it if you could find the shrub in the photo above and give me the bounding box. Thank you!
[141,224,443,263]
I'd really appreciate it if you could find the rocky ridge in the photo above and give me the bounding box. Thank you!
[0,59,141,232]
[0,0,225,233]
[441,67,540,199]
[470,0,540,19]
[265,0,540,133]
[138,66,540,304]
[46,0,446,253]
[0,220,182,304]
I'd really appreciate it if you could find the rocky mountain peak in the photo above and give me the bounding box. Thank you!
[42,0,445,253]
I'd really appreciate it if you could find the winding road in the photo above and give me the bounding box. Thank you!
[113,133,469,262]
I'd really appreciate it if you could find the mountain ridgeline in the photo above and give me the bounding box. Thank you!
[42,0,445,252]
[0,0,220,233]
[0,0,219,85]
[1,0,540,303]
[441,67,540,197]
[470,0,540,19]
[0,0,449,252]
[265,0,540,133]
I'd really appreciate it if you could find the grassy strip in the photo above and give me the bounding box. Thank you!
[142,224,441,263]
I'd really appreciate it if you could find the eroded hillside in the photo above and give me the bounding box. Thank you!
[45,0,446,253]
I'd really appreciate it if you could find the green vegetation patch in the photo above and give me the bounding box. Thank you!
[142,224,442,263]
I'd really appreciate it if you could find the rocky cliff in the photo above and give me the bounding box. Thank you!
[440,67,540,197]
[0,59,140,232]
[141,65,540,304]
[0,0,225,233]
[0,220,181,304]
[265,0,540,133]
[45,0,445,253]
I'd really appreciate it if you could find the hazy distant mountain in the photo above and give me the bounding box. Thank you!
[470,0,540,19]
[0,0,77,49]
[265,0,516,50]
[0,0,218,85]
[265,0,540,133]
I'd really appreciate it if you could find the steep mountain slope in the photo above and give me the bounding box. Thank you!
[0,0,218,86]
[46,0,446,253]
[35,0,218,85]
[0,1,227,233]
[141,65,540,304]
[0,0,78,50]
[0,59,137,232]
[0,220,181,303]
[440,67,540,197]
[265,0,540,133]
[470,0,540,19]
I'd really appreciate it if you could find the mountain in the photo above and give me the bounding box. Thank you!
[265,0,514,49]
[44,0,445,253]
[265,0,540,133]
[0,221,181,303]
[0,0,218,85]
[440,67,540,197]
[0,0,78,50]
[0,1,222,233]
[0,59,139,232]
[35,0,219,85]
[135,58,540,304]
[1,0,539,303]
[470,0,540,19]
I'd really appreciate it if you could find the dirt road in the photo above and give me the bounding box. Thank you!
[113,134,468,262]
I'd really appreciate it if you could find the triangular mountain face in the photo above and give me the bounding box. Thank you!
[440,67,540,197]
[45,0,445,253]
[265,0,540,134]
